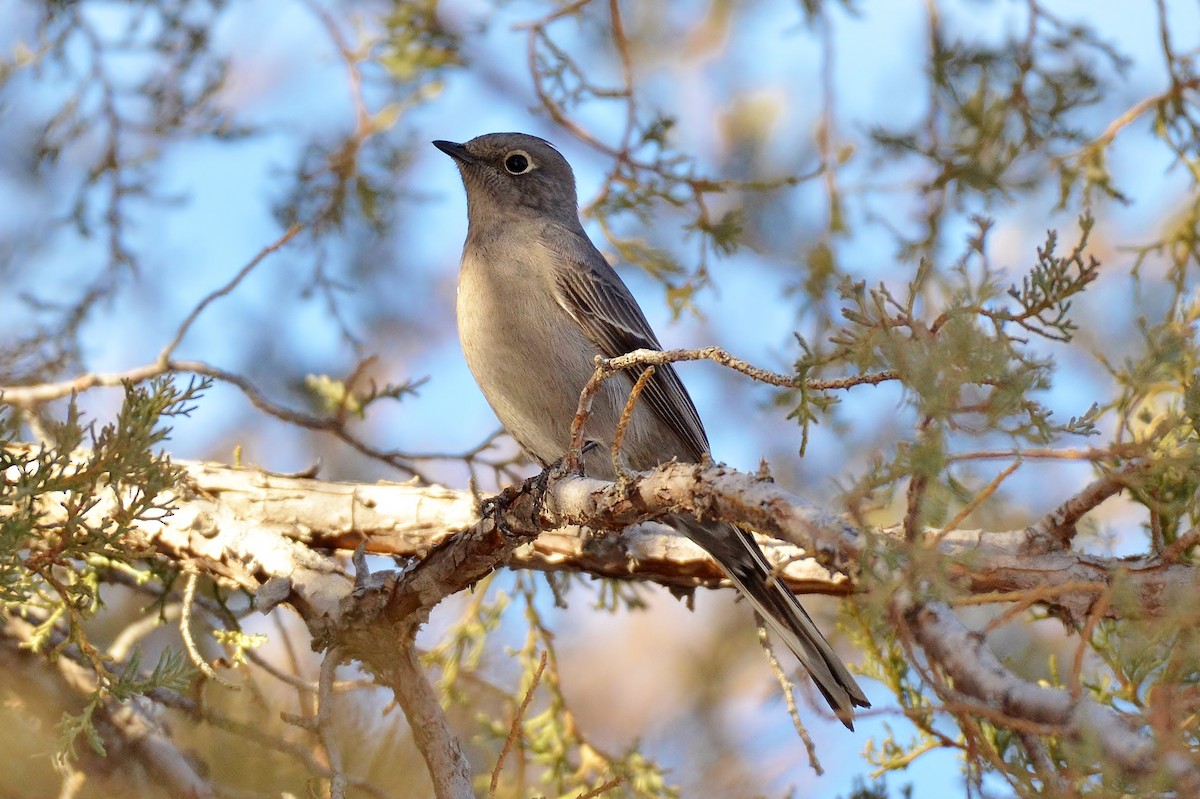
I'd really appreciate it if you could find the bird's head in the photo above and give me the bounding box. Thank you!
[433,132,581,229]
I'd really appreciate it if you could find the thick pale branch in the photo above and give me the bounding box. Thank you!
[945,542,1194,627]
[342,627,473,799]
[11,445,1195,789]
[539,461,863,573]
[158,458,1191,630]
[159,458,853,596]
[12,450,1188,622]
[903,598,1200,789]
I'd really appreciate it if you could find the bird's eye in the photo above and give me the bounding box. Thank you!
[504,151,534,175]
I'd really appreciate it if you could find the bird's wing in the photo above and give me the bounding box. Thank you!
[542,226,710,460]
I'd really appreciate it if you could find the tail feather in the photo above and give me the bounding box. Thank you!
[671,515,870,730]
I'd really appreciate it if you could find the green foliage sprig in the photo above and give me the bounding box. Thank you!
[1,376,205,754]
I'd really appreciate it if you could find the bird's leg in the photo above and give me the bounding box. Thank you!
[527,441,600,523]
[479,483,522,523]
[480,442,596,529]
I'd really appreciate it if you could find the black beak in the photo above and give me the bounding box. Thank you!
[432,140,475,164]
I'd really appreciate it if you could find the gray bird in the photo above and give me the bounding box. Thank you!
[434,132,870,728]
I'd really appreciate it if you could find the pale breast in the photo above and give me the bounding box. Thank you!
[456,245,613,465]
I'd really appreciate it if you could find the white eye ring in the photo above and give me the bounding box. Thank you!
[503,150,535,175]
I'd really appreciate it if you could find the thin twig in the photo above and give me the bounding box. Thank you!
[949,582,1105,609]
[607,0,636,151]
[0,227,301,405]
[756,625,822,775]
[108,603,178,662]
[1023,461,1145,553]
[936,459,1021,540]
[1082,76,1200,150]
[244,647,376,696]
[154,687,395,799]
[180,569,239,688]
[159,225,302,362]
[603,346,898,390]
[489,651,548,798]
[1159,525,1200,562]
[610,365,655,478]
[946,446,1134,462]
[1070,588,1110,703]
[567,364,609,470]
[904,417,934,542]
[1016,730,1068,795]
[512,0,595,31]
[167,358,428,481]
[303,0,370,136]
[567,346,897,467]
[575,777,625,798]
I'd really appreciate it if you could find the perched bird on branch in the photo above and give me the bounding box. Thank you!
[436,132,870,729]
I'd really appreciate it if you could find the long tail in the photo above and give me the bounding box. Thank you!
[672,515,870,730]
